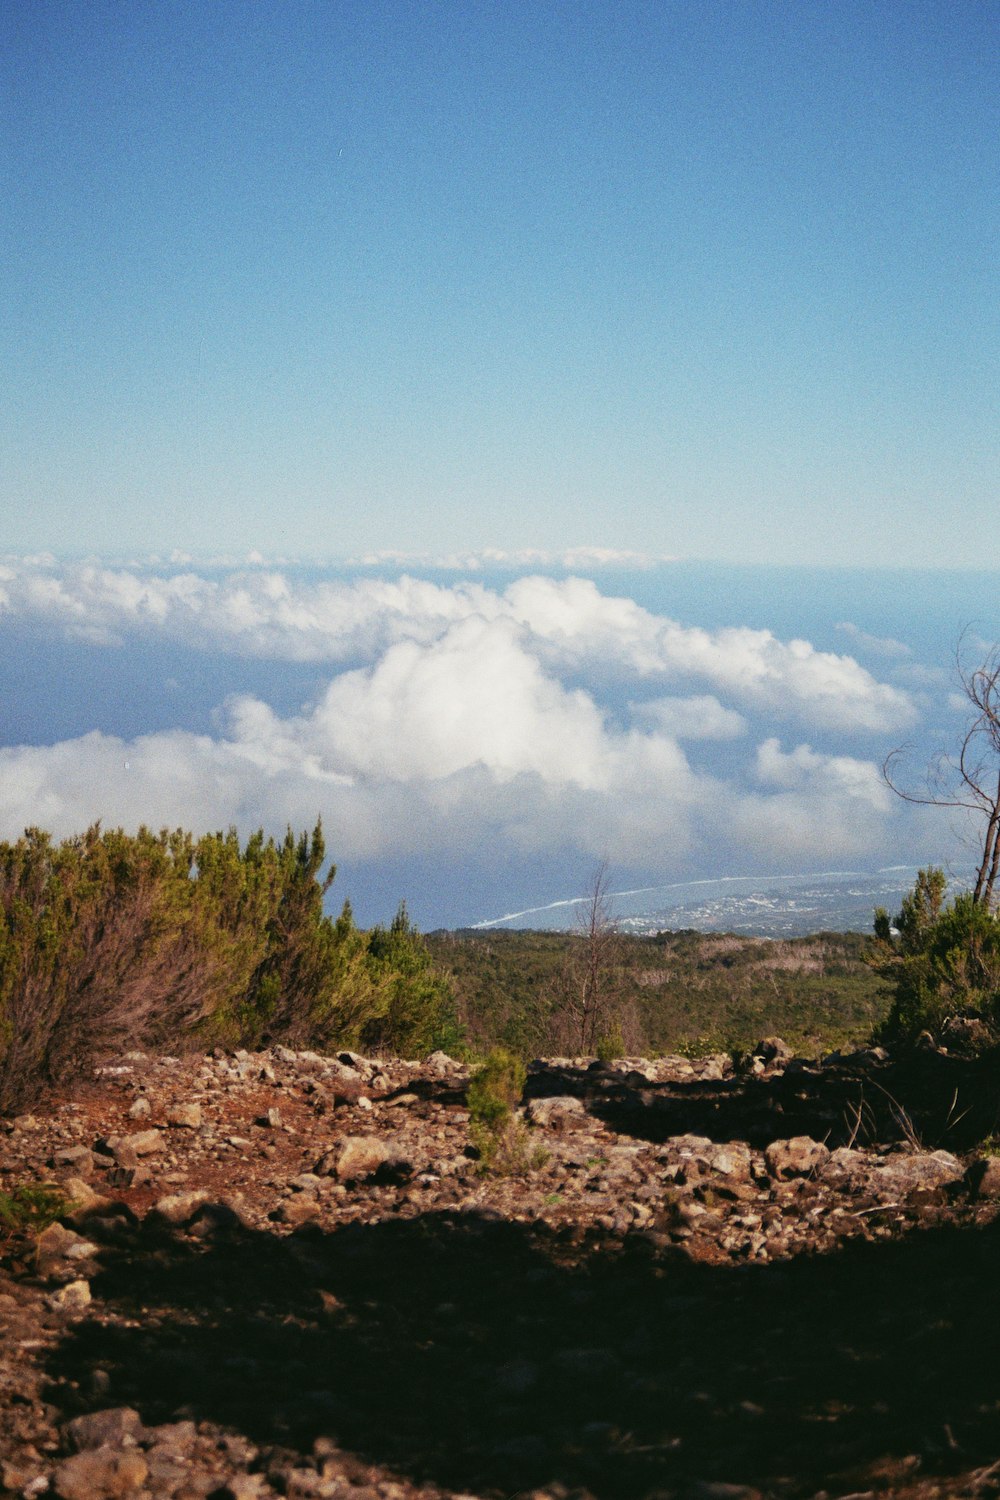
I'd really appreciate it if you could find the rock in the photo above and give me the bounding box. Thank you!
[272,1197,319,1226]
[35,1222,98,1275]
[66,1406,145,1451]
[327,1076,363,1107]
[167,1102,202,1129]
[941,1013,993,1053]
[62,1178,110,1217]
[2,1458,41,1493]
[148,1189,212,1227]
[525,1096,588,1132]
[764,1137,830,1179]
[968,1156,1000,1199]
[188,1200,246,1236]
[46,1279,91,1313]
[50,1144,95,1176]
[52,1445,148,1499]
[127,1096,151,1120]
[820,1146,869,1184]
[320,1136,412,1184]
[752,1036,794,1065]
[871,1150,965,1199]
[424,1050,459,1076]
[105,1129,163,1160]
[104,1164,152,1190]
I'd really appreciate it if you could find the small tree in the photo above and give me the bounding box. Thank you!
[466,1047,529,1172]
[550,863,631,1056]
[362,902,463,1057]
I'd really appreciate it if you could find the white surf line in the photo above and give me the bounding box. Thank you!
[473,866,884,929]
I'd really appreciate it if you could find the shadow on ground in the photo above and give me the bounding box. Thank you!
[46,1203,1000,1498]
[527,1050,1000,1152]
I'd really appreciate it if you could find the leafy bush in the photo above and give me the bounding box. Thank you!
[0,1182,67,1246]
[0,822,458,1114]
[871,869,1000,1044]
[466,1047,532,1173]
[361,903,463,1057]
[595,1021,625,1064]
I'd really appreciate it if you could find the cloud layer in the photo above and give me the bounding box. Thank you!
[0,560,915,733]
[0,559,921,917]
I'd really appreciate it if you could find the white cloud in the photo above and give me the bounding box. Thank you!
[754,737,891,811]
[0,560,916,735]
[0,558,934,903]
[347,546,669,571]
[835,621,911,658]
[633,695,747,741]
[0,620,901,886]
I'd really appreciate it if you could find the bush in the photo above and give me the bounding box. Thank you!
[871,869,1000,1044]
[467,1048,532,1173]
[361,902,463,1057]
[0,822,459,1114]
[0,1183,67,1247]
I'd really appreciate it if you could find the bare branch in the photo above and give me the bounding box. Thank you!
[882,634,1000,907]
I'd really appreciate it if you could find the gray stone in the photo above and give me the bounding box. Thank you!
[51,1145,95,1175]
[764,1136,830,1179]
[46,1279,91,1313]
[167,1102,202,1129]
[52,1445,148,1499]
[272,1196,319,1226]
[871,1150,964,1199]
[968,1156,1000,1199]
[66,1407,144,1452]
[149,1189,211,1227]
[525,1096,588,1132]
[319,1136,411,1184]
[106,1129,163,1160]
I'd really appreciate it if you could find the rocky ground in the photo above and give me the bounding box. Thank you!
[3,1039,1000,1500]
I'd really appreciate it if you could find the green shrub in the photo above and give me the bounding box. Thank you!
[595,1022,625,1064]
[361,902,463,1057]
[0,1183,67,1245]
[871,870,1000,1044]
[467,1047,531,1173]
[0,822,460,1114]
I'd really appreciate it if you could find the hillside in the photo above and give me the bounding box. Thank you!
[426,928,889,1059]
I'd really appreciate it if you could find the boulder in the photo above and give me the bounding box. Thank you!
[525,1096,589,1133]
[870,1150,964,1200]
[318,1136,412,1184]
[52,1445,148,1499]
[968,1156,1000,1200]
[166,1102,202,1129]
[764,1137,830,1180]
[752,1036,794,1065]
[46,1279,91,1314]
[103,1130,163,1161]
[148,1189,212,1227]
[66,1407,145,1452]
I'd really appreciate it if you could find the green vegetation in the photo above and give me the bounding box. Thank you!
[363,902,463,1058]
[0,822,459,1115]
[0,1182,67,1248]
[467,1047,537,1173]
[429,926,889,1059]
[872,868,1000,1044]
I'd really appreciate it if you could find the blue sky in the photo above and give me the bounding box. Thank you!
[4,1,997,564]
[2,5,999,927]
